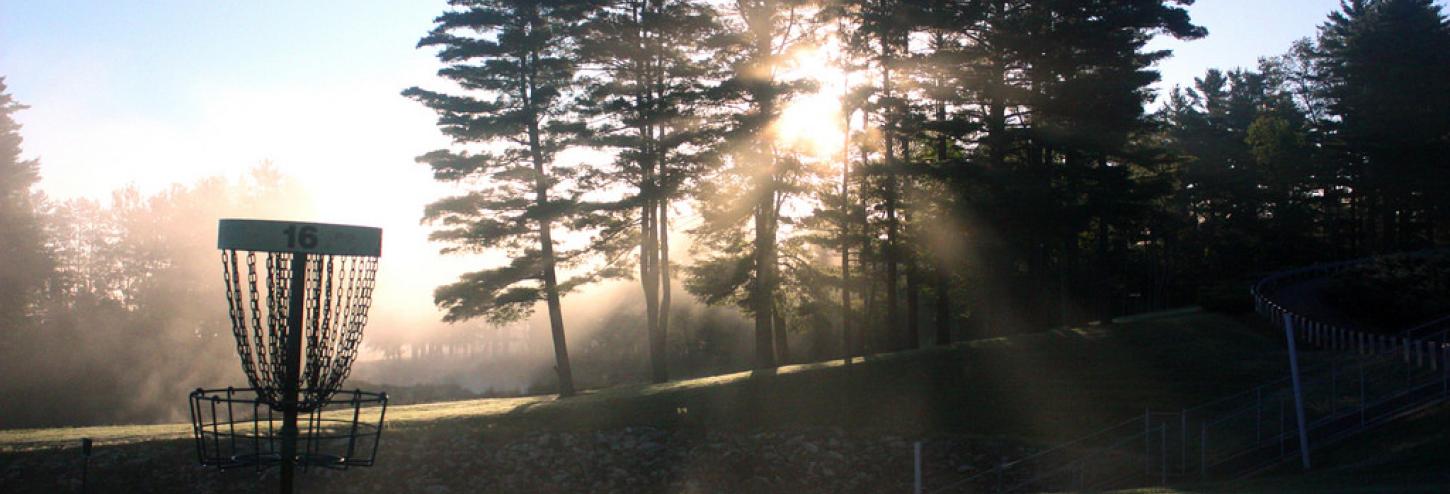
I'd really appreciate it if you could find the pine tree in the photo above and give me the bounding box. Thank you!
[897,0,983,345]
[0,78,51,344]
[576,0,723,383]
[685,0,815,369]
[405,0,611,397]
[845,0,911,349]
[1313,0,1450,250]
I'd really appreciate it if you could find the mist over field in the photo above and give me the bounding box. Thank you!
[0,169,756,428]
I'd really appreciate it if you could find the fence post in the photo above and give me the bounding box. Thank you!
[914,441,923,494]
[1074,459,1083,491]
[1143,408,1150,477]
[1160,424,1168,485]
[1282,313,1312,470]
[1360,361,1366,427]
[1199,422,1207,481]
[995,457,1005,494]
[1181,409,1188,474]
[1407,353,1413,390]
[1255,386,1263,442]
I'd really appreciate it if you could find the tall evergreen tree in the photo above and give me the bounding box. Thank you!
[846,0,912,349]
[1313,0,1450,250]
[0,78,51,344]
[686,0,814,369]
[405,0,610,397]
[897,0,982,345]
[577,0,723,383]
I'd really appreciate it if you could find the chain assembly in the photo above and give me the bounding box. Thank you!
[220,249,378,412]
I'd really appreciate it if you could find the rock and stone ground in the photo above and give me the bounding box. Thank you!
[2,425,1035,493]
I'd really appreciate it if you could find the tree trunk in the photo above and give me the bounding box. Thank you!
[859,143,878,353]
[935,263,951,345]
[933,93,952,346]
[881,42,900,351]
[841,105,853,361]
[755,178,776,369]
[739,0,780,370]
[657,199,672,381]
[644,198,666,383]
[652,15,672,383]
[903,139,919,350]
[1095,157,1112,322]
[524,49,574,397]
[862,241,878,354]
[638,100,665,382]
[773,305,789,364]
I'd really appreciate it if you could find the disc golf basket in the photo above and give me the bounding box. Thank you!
[190,219,387,492]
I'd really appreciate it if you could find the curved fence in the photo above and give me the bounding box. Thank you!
[917,251,1450,493]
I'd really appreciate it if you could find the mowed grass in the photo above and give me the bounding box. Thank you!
[1,309,1298,454]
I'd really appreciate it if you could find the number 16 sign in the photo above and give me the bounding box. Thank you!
[218,219,382,257]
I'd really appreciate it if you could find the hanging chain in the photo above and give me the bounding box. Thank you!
[222,251,259,393]
[318,256,376,402]
[305,254,323,395]
[313,256,339,395]
[220,249,378,412]
[252,251,281,404]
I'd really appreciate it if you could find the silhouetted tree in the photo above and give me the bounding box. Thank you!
[577,0,724,383]
[2,169,304,428]
[406,0,615,397]
[845,0,911,349]
[686,0,816,369]
[0,78,51,347]
[1312,0,1450,250]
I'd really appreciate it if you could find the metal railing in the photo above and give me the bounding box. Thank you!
[917,251,1450,493]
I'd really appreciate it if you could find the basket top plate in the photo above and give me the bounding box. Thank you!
[218,219,381,257]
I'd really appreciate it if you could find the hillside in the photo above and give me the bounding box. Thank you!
[1115,402,1450,493]
[1,311,1309,493]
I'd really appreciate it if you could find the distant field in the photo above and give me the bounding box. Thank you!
[5,310,1353,492]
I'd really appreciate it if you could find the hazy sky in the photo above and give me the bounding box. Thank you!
[0,0,1422,324]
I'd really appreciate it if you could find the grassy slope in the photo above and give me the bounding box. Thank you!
[1115,402,1450,494]
[31,310,1447,492]
[2,310,1290,453]
[9,310,1441,492]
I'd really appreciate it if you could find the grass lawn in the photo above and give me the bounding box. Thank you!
[15,309,1418,492]
[3,310,1295,452]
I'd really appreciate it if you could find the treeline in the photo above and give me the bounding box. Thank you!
[0,78,311,426]
[406,0,1450,396]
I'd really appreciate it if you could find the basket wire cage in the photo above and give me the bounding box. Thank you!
[190,387,387,470]
[192,219,387,491]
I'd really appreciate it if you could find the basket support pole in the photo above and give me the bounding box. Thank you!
[281,252,308,494]
[1282,313,1311,470]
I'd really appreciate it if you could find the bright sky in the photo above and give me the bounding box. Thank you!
[0,0,1421,325]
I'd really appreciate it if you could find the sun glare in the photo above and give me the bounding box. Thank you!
[772,44,848,160]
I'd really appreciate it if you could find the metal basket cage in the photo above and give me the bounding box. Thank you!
[189,387,388,471]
